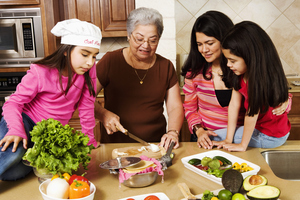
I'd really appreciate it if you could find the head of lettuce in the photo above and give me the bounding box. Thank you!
[22,118,95,175]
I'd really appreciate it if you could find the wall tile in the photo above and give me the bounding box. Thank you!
[282,40,300,73]
[178,0,208,16]
[270,0,294,12]
[267,15,300,55]
[195,0,236,19]
[284,0,300,30]
[175,0,193,34]
[239,0,281,29]
[224,0,251,14]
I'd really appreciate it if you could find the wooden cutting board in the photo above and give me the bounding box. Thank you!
[112,145,166,159]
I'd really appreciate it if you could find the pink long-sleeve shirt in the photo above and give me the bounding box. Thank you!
[183,70,244,134]
[2,64,97,147]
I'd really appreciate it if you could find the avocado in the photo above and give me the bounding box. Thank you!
[221,169,243,194]
[243,175,268,191]
[246,185,280,200]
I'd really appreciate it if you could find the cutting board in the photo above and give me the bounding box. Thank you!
[112,145,166,159]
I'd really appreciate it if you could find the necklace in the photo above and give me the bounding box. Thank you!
[130,54,154,84]
[134,68,149,84]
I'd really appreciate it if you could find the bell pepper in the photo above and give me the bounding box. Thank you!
[232,162,241,171]
[69,180,90,199]
[69,172,90,186]
[244,166,254,172]
[51,172,71,182]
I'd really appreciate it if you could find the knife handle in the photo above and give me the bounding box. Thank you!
[116,125,128,135]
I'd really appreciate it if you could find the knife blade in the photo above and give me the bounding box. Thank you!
[116,126,149,146]
[124,130,149,146]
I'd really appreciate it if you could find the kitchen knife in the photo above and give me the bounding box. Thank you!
[116,126,149,146]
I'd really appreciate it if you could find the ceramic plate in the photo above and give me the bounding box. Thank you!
[119,192,169,200]
[180,189,281,200]
[181,150,260,185]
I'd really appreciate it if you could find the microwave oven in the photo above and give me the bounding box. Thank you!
[0,8,44,68]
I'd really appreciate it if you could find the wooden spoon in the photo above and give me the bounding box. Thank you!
[178,182,197,199]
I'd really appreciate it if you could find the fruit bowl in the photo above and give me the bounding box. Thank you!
[39,179,96,200]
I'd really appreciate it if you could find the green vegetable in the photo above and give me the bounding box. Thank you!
[201,157,212,167]
[201,190,216,200]
[188,158,201,166]
[213,156,232,166]
[206,167,232,178]
[208,159,221,170]
[22,118,94,175]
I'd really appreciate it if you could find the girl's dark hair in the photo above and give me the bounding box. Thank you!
[221,21,289,116]
[34,44,96,97]
[181,10,233,86]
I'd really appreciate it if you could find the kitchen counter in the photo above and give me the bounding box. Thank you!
[1,142,300,200]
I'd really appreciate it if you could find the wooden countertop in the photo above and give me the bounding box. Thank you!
[1,142,300,199]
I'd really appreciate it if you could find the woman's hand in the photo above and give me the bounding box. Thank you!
[101,110,123,135]
[0,135,27,152]
[212,138,232,149]
[222,143,247,152]
[159,131,179,150]
[196,129,218,149]
[272,101,288,115]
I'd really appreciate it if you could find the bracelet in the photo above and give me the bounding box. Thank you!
[167,129,179,136]
[193,124,204,134]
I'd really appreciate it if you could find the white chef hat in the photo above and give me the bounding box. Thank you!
[51,19,102,50]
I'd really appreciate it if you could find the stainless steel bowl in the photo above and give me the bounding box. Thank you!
[122,171,158,188]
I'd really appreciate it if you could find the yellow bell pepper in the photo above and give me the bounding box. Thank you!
[244,166,254,172]
[211,197,219,200]
[232,162,240,170]
[51,173,71,182]
[240,163,248,172]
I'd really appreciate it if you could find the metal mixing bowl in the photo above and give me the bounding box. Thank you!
[122,171,158,188]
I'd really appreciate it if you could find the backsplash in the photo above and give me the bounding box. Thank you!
[99,0,300,76]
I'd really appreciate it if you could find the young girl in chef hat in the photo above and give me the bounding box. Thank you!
[214,21,291,152]
[0,19,101,180]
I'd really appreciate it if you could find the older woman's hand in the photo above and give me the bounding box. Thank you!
[101,109,124,135]
[159,131,179,150]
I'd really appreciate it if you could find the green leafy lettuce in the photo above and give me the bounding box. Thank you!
[23,118,94,175]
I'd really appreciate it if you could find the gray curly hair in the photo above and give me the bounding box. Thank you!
[126,7,164,38]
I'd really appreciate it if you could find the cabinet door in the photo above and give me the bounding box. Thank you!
[0,0,39,5]
[62,0,101,26]
[100,0,134,37]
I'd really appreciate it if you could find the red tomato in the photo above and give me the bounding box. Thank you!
[144,195,160,200]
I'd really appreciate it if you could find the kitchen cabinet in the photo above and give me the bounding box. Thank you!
[0,0,39,5]
[61,0,134,38]
[287,92,300,140]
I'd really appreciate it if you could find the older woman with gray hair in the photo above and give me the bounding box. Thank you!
[95,7,183,149]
